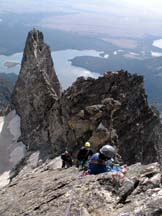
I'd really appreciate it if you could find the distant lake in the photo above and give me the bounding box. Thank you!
[153,39,162,49]
[0,49,102,89]
[52,50,102,88]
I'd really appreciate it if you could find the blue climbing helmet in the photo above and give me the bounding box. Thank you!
[100,144,116,158]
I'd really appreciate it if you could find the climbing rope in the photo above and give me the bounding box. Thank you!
[65,185,75,216]
[65,174,82,216]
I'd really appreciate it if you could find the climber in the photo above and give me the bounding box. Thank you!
[61,150,73,168]
[76,142,93,169]
[89,144,117,175]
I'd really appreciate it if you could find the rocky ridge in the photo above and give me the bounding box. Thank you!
[11,29,162,165]
[0,159,162,216]
[49,72,162,165]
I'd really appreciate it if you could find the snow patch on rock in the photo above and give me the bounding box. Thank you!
[0,171,10,189]
[8,113,21,141]
[9,143,26,165]
[0,117,4,133]
[0,110,26,189]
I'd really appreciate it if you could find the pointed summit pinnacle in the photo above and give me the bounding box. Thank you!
[12,29,61,150]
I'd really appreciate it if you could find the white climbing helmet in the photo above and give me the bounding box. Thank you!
[100,145,116,158]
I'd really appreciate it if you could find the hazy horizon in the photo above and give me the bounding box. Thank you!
[0,0,162,37]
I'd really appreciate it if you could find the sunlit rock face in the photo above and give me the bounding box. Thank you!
[12,29,61,151]
[0,161,162,215]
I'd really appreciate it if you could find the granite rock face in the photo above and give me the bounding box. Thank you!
[49,72,162,165]
[11,29,162,165]
[12,29,61,151]
[0,160,162,216]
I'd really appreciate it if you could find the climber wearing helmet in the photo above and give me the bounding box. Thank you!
[76,142,93,169]
[61,150,73,168]
[89,144,116,175]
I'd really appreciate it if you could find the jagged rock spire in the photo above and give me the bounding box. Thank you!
[21,29,61,97]
[12,29,61,150]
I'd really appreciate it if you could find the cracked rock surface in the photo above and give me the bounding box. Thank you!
[0,160,162,216]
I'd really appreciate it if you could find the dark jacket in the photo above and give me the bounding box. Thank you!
[89,153,123,175]
[77,147,93,161]
[61,152,73,168]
